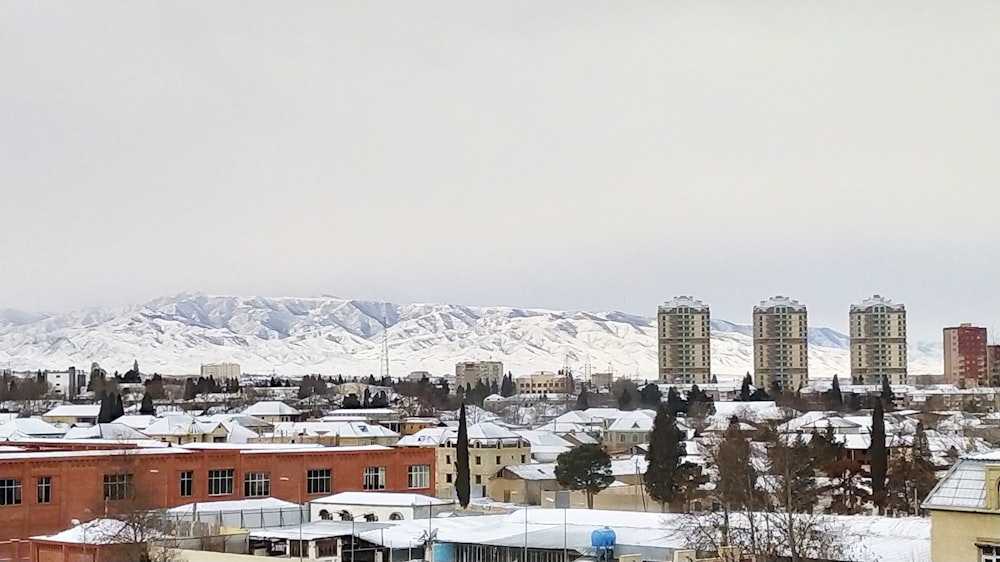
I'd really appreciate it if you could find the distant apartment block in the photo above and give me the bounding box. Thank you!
[657,296,712,385]
[515,371,572,394]
[943,324,988,388]
[988,345,1000,387]
[200,362,241,379]
[590,372,613,388]
[455,361,503,388]
[42,366,88,398]
[849,295,907,385]
[753,296,808,392]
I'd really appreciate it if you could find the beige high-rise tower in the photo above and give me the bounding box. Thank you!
[849,295,907,385]
[657,296,711,384]
[753,296,809,392]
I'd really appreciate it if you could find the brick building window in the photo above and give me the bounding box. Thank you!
[408,465,430,489]
[0,479,22,505]
[363,466,386,490]
[103,474,133,501]
[307,469,331,494]
[208,469,234,496]
[244,472,270,497]
[36,477,51,504]
[180,471,193,497]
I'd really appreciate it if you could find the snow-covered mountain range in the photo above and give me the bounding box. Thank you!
[0,293,943,379]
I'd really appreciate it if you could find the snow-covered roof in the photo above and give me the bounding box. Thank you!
[754,295,806,312]
[0,448,189,462]
[851,294,905,313]
[268,421,398,439]
[922,452,994,511]
[242,401,301,417]
[312,491,452,507]
[63,423,150,441]
[504,456,650,481]
[397,422,525,447]
[168,497,299,514]
[31,518,158,545]
[113,415,159,430]
[145,415,225,437]
[0,418,68,439]
[658,296,709,312]
[607,412,654,432]
[711,401,788,422]
[42,405,101,418]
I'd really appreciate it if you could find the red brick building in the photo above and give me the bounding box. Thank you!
[943,324,988,387]
[0,442,435,559]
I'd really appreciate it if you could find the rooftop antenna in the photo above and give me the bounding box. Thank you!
[380,312,390,378]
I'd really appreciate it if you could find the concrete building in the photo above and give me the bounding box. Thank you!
[41,404,101,425]
[514,371,572,394]
[200,362,241,379]
[943,324,989,388]
[41,367,87,398]
[850,295,908,385]
[590,372,614,388]
[752,296,809,392]
[988,344,1000,387]
[657,296,711,384]
[397,422,530,500]
[455,361,503,388]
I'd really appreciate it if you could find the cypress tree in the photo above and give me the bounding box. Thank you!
[870,398,887,513]
[829,374,843,409]
[97,392,113,423]
[644,403,687,511]
[880,377,895,410]
[113,393,125,420]
[455,404,471,508]
[575,388,590,410]
[139,392,155,415]
[739,373,752,401]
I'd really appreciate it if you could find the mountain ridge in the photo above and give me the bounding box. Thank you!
[0,293,942,378]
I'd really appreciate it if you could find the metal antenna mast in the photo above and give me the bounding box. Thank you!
[380,312,390,378]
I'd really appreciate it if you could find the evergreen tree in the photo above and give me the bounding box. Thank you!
[362,388,371,408]
[489,380,499,396]
[644,404,688,511]
[710,374,718,384]
[739,373,752,401]
[500,374,515,398]
[617,386,637,411]
[880,377,895,410]
[870,398,887,513]
[342,393,362,408]
[826,374,844,409]
[576,388,590,410]
[455,404,471,508]
[97,392,114,423]
[665,387,687,416]
[768,433,819,513]
[638,383,662,409]
[183,378,196,401]
[113,393,125,420]
[139,392,155,415]
[555,444,614,509]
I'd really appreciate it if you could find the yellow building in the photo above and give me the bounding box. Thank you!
[753,296,809,392]
[515,371,572,394]
[397,421,530,499]
[41,404,101,425]
[657,296,712,385]
[850,295,908,385]
[923,450,1000,562]
[455,361,504,388]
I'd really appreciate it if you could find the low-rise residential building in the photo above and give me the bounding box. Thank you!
[142,415,230,445]
[251,421,399,446]
[603,411,656,451]
[397,422,530,500]
[41,405,101,425]
[923,450,1000,562]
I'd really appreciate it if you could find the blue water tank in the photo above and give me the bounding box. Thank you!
[433,543,456,562]
[591,527,616,548]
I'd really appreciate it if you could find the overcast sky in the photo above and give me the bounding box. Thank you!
[2,2,999,340]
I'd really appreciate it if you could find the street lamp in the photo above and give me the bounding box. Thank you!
[279,477,303,562]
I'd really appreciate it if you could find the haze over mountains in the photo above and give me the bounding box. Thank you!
[0,293,942,378]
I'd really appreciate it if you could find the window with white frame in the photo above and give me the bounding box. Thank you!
[102,474,133,501]
[0,479,22,506]
[980,544,1000,562]
[180,471,194,497]
[363,466,386,490]
[208,469,235,496]
[36,477,51,504]
[408,465,430,489]
[244,472,270,497]
[308,469,332,494]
